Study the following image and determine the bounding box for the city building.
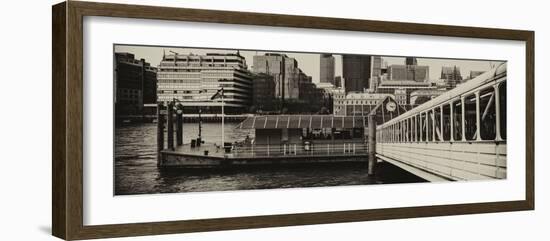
[372,56,382,81]
[334,76,342,88]
[394,88,407,105]
[405,57,418,65]
[320,54,335,84]
[342,54,373,93]
[387,64,429,82]
[252,53,302,100]
[114,52,157,116]
[298,77,328,113]
[251,73,277,112]
[157,51,252,114]
[441,66,463,90]
[333,92,394,116]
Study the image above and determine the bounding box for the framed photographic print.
[52,1,534,240]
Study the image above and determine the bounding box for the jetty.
[156,102,376,169]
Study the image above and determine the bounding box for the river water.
[115,123,425,195]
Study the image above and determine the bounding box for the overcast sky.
[115,45,504,82]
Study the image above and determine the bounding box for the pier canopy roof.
[238,115,367,129]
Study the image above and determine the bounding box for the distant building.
[298,77,327,113]
[342,55,373,93]
[441,66,463,90]
[394,88,407,106]
[334,76,342,88]
[369,76,380,93]
[387,65,429,82]
[253,53,302,100]
[405,57,418,65]
[157,51,252,114]
[251,73,277,112]
[114,52,157,116]
[320,54,335,84]
[372,56,382,80]
[333,92,394,116]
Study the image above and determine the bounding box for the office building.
[251,73,277,112]
[253,53,302,100]
[342,55,372,93]
[405,57,418,65]
[334,76,342,88]
[114,52,157,116]
[157,51,252,114]
[320,54,335,84]
[333,92,393,116]
[387,64,429,82]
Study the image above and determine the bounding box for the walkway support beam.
[368,114,377,176]
[176,108,183,146]
[167,101,174,151]
[157,102,165,166]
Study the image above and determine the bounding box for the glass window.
[411,115,416,142]
[442,104,451,141]
[480,87,497,140]
[464,94,477,141]
[409,117,414,142]
[434,107,442,141]
[420,113,426,142]
[427,109,433,142]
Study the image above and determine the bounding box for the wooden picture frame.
[52,1,534,240]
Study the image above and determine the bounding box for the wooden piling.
[368,114,377,176]
[167,101,174,151]
[157,103,164,166]
[176,109,183,146]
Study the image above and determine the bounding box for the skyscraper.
[342,55,372,93]
[320,54,335,84]
[252,53,301,100]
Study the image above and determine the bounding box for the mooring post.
[368,114,377,176]
[157,102,164,166]
[176,107,183,146]
[167,101,174,151]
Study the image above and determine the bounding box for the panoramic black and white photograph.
[114,44,507,195]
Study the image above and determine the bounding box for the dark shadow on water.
[116,162,426,195]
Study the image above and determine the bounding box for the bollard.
[156,103,164,166]
[176,109,183,146]
[368,114,377,176]
[167,101,174,151]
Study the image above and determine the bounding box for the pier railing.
[231,142,368,158]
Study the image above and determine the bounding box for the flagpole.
[221,88,225,147]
